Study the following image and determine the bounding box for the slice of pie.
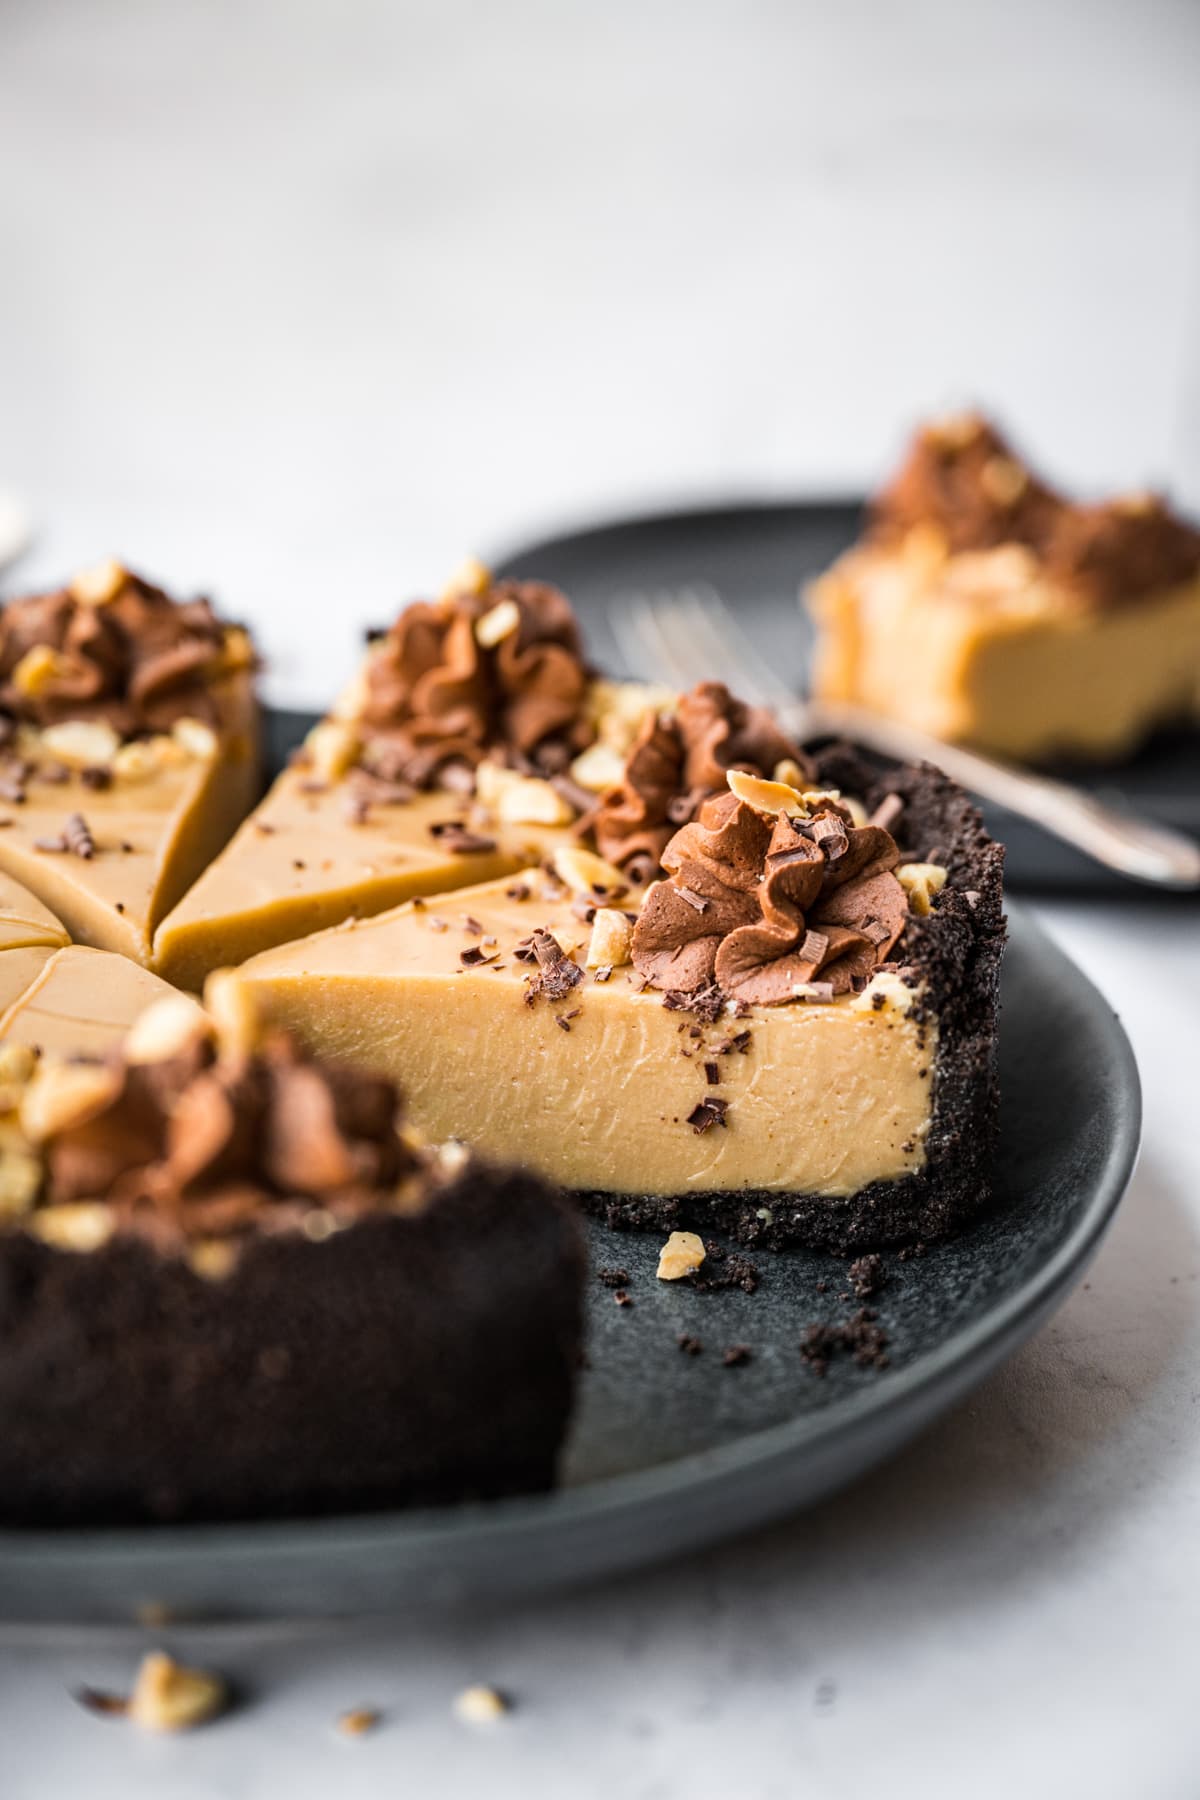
[231,745,1005,1250]
[0,560,259,965]
[153,560,688,988]
[807,414,1200,762]
[0,986,584,1523]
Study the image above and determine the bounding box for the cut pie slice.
[807,413,1200,762]
[0,561,259,965]
[0,986,584,1523]
[231,748,1005,1250]
[154,563,811,989]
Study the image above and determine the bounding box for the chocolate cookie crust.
[0,1162,585,1526]
[579,747,1006,1252]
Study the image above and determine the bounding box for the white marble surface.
[1,1,1199,1790]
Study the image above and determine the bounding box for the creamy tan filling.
[0,945,185,1057]
[809,543,1200,761]
[153,675,673,991]
[232,875,936,1201]
[0,675,258,965]
[0,871,70,953]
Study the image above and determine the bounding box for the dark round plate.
[493,500,1200,893]
[0,899,1138,1621]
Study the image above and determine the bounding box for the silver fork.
[611,581,1200,890]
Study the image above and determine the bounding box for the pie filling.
[234,874,936,1201]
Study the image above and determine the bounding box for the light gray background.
[1,2,1199,1794]
[2,0,1199,710]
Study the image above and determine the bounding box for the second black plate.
[493,499,1200,892]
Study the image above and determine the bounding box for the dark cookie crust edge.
[0,1162,585,1527]
[579,747,1006,1252]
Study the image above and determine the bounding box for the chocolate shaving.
[662,984,726,1024]
[704,1060,720,1085]
[74,1687,129,1718]
[428,822,498,856]
[523,929,585,1004]
[810,815,848,859]
[722,1344,752,1367]
[686,1096,729,1134]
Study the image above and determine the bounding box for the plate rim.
[0,899,1141,1583]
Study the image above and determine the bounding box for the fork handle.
[788,699,1200,891]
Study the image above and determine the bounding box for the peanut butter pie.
[808,414,1200,762]
[0,983,584,1523]
[153,561,677,987]
[0,560,259,965]
[232,739,1005,1250]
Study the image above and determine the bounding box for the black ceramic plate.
[0,898,1138,1622]
[493,500,1200,892]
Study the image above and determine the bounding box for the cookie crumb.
[848,1253,885,1298]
